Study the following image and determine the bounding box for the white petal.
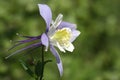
[48,14,63,37]
[48,27,56,37]
[52,14,63,29]
[70,30,81,42]
[64,42,74,52]
[56,42,66,52]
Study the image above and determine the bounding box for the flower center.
[50,28,71,46]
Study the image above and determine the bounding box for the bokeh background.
[0,0,120,80]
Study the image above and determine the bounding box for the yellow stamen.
[50,28,71,46]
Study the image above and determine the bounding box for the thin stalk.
[40,45,44,80]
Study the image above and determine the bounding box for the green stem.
[40,45,44,80]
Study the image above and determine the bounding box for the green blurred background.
[0,0,120,80]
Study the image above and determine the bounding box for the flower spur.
[6,4,80,76]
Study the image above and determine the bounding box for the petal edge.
[38,4,52,31]
[41,33,49,51]
[50,45,63,76]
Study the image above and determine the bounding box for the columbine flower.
[6,4,80,76]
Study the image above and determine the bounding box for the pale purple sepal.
[58,21,77,30]
[6,42,42,59]
[50,45,63,76]
[70,30,81,42]
[38,4,52,31]
[41,33,49,49]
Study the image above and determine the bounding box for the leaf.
[35,61,42,77]
[19,60,34,77]
[44,60,52,65]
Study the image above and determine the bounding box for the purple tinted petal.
[41,33,49,50]
[50,45,63,76]
[57,62,63,76]
[38,4,52,31]
[70,30,81,42]
[58,21,77,30]
[5,42,42,59]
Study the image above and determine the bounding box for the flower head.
[6,4,80,76]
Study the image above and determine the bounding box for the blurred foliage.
[0,0,120,80]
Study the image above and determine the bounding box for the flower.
[6,4,80,76]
